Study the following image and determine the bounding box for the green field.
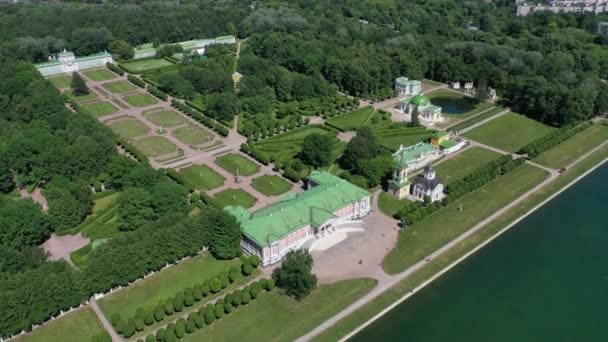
[251,175,292,196]
[367,116,434,151]
[123,93,158,107]
[378,192,414,218]
[181,278,377,342]
[463,113,555,152]
[254,125,338,164]
[102,80,136,94]
[534,122,608,169]
[213,188,257,209]
[82,101,118,118]
[98,254,242,320]
[179,164,225,190]
[422,79,443,88]
[383,164,549,274]
[66,90,97,103]
[14,307,106,342]
[80,192,120,240]
[326,106,375,131]
[83,68,117,81]
[48,75,71,88]
[133,136,179,157]
[216,153,260,176]
[120,58,174,73]
[173,124,213,145]
[143,109,187,127]
[433,146,501,184]
[110,118,150,138]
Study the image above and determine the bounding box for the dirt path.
[19,187,49,212]
[90,299,124,342]
[42,233,90,267]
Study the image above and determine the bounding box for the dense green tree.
[108,39,133,60]
[272,249,317,300]
[117,188,154,231]
[70,72,89,96]
[298,133,335,168]
[200,208,242,259]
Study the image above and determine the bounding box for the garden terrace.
[143,109,187,128]
[433,147,501,185]
[253,125,338,165]
[132,136,180,157]
[123,93,158,107]
[47,75,71,89]
[463,112,556,153]
[102,80,136,94]
[83,68,117,81]
[173,125,214,146]
[215,153,260,177]
[82,101,118,118]
[179,165,225,190]
[325,106,375,131]
[213,189,258,209]
[251,175,292,196]
[66,90,97,103]
[366,114,434,151]
[109,118,150,139]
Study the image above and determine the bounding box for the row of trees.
[518,121,593,158]
[113,256,260,338]
[339,126,393,188]
[136,278,275,342]
[398,156,526,226]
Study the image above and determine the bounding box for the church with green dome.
[398,93,443,122]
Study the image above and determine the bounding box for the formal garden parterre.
[179,165,225,191]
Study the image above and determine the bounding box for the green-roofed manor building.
[387,142,442,199]
[225,171,371,266]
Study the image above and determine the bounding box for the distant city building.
[516,0,608,16]
[412,166,444,202]
[133,35,236,60]
[34,49,113,77]
[395,76,422,96]
[398,94,443,122]
[225,171,371,266]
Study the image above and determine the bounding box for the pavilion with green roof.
[398,93,444,122]
[225,170,371,266]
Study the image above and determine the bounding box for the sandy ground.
[42,233,90,267]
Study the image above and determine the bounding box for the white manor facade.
[395,76,422,95]
[398,94,443,122]
[35,50,114,77]
[412,166,445,202]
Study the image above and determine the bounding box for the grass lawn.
[179,164,225,190]
[83,68,116,81]
[82,101,118,118]
[48,75,71,89]
[251,175,292,196]
[181,278,377,342]
[213,188,257,209]
[378,192,414,218]
[313,141,608,342]
[422,79,443,87]
[102,80,136,94]
[427,90,480,116]
[120,58,174,73]
[133,136,179,157]
[367,116,434,151]
[326,106,375,131]
[463,112,555,152]
[66,90,97,103]
[216,153,260,176]
[254,125,339,165]
[110,118,150,139]
[382,164,548,274]
[98,254,242,321]
[534,122,608,169]
[173,124,213,145]
[123,93,158,107]
[14,307,106,342]
[66,191,120,244]
[433,146,501,184]
[143,109,187,128]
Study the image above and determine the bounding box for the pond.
[429,93,478,115]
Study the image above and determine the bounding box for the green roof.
[225,171,369,247]
[215,35,236,40]
[35,51,110,68]
[432,131,449,139]
[409,94,430,106]
[389,178,412,188]
[440,139,459,149]
[393,142,439,168]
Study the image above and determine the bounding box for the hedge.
[106,62,125,76]
[518,121,592,158]
[170,99,229,137]
[147,85,168,100]
[115,137,149,164]
[127,74,146,88]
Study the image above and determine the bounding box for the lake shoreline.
[338,155,608,342]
